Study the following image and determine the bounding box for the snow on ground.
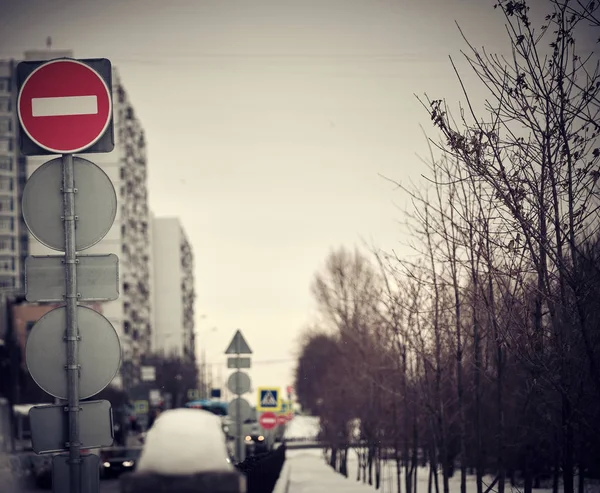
[342,449,557,493]
[284,415,320,441]
[287,449,377,493]
[285,448,566,493]
[136,408,234,475]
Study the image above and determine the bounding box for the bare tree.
[421,2,600,493]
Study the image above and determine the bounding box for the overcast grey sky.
[0,0,574,398]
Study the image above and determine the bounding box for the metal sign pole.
[62,153,81,493]
[235,351,243,462]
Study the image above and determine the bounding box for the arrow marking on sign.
[32,95,98,117]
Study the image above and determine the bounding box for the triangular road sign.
[225,329,252,355]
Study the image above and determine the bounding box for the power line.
[108,53,444,66]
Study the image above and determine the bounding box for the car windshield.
[103,448,142,460]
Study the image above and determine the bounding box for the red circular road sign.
[259,412,278,430]
[277,415,288,426]
[18,59,112,154]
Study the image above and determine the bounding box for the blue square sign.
[257,387,281,412]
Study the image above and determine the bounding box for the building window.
[0,78,10,92]
[0,97,10,112]
[0,118,11,134]
[0,176,12,191]
[0,216,14,231]
[0,197,12,212]
[0,156,12,171]
[0,276,13,288]
[0,138,12,153]
[0,236,13,251]
[0,257,14,271]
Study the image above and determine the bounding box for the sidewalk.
[282,450,378,493]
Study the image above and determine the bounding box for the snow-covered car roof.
[135,408,234,476]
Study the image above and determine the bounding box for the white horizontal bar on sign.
[31,95,98,117]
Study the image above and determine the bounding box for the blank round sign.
[26,305,121,400]
[22,157,117,252]
[228,397,252,424]
[227,371,251,395]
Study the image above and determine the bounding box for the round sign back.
[22,157,117,251]
[228,398,252,425]
[25,305,121,400]
[18,59,112,154]
[227,371,251,395]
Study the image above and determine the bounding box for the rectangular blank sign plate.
[228,357,251,369]
[29,400,114,454]
[53,453,99,493]
[25,254,119,302]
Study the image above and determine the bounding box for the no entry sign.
[18,59,112,154]
[259,412,278,431]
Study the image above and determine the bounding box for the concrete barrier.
[235,444,286,493]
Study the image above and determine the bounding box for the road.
[7,479,120,492]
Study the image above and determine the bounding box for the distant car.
[100,446,142,479]
[245,431,269,454]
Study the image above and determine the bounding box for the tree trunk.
[490,278,505,493]
[474,307,483,493]
[434,460,440,493]
[562,395,574,493]
[553,466,559,493]
[578,466,584,493]
[368,446,374,485]
[412,417,419,493]
[340,448,348,477]
[329,448,337,469]
[375,447,381,489]
[397,454,403,493]
[414,462,419,493]
[428,462,434,493]
[524,444,533,493]
[403,345,411,493]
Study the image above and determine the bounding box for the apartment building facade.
[0,58,27,292]
[152,217,196,362]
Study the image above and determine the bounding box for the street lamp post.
[195,325,218,399]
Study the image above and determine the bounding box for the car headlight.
[103,462,110,468]
[244,435,251,442]
[122,460,134,467]
[258,436,264,441]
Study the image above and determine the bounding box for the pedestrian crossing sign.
[134,400,149,415]
[257,387,281,412]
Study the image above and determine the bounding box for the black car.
[245,432,269,454]
[100,446,142,479]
